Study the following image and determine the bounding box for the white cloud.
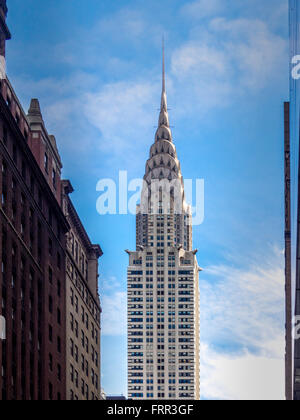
[83,80,158,157]
[201,246,284,350]
[100,276,121,293]
[101,291,127,336]
[210,17,287,89]
[181,0,223,19]
[171,17,287,113]
[200,246,285,400]
[95,9,148,41]
[201,340,285,400]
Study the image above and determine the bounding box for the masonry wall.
[0,80,68,400]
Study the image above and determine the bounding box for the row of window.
[69,274,100,323]
[70,364,99,396]
[1,159,63,269]
[70,337,99,368]
[70,290,99,344]
[68,232,88,279]
[0,132,61,241]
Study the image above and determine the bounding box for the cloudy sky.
[7,0,288,399]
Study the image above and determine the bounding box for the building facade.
[0,1,103,400]
[62,180,102,400]
[0,2,69,399]
[127,50,200,400]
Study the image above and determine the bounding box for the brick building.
[62,180,102,400]
[0,75,69,399]
[0,0,103,400]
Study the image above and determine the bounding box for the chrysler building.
[127,46,200,400]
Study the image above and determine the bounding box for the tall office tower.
[127,48,201,400]
[61,180,103,400]
[0,1,68,399]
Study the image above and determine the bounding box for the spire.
[160,37,167,113]
[156,38,172,142]
[28,98,42,116]
[27,98,44,124]
[162,36,166,94]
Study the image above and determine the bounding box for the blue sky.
[7,0,288,399]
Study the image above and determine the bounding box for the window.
[70,339,74,357]
[85,360,89,377]
[70,313,74,331]
[75,370,79,388]
[75,321,78,338]
[57,308,61,325]
[81,306,85,323]
[44,153,48,173]
[81,379,85,396]
[49,383,53,400]
[70,288,74,305]
[74,296,78,313]
[58,364,61,381]
[75,241,79,263]
[49,295,53,313]
[74,345,78,363]
[70,364,74,383]
[49,325,53,342]
[52,169,56,189]
[49,353,53,371]
[57,336,61,353]
[57,280,61,297]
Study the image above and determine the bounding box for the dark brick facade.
[0,78,69,400]
[0,1,69,400]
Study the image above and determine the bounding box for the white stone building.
[127,47,200,400]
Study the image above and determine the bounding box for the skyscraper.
[127,46,200,400]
